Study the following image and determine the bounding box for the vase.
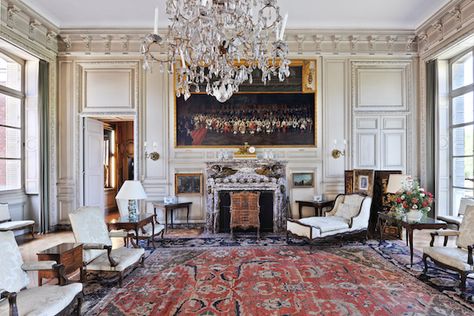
[406,208,423,221]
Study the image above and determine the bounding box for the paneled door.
[83,118,104,209]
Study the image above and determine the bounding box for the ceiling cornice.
[57,28,417,57]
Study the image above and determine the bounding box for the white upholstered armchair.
[287,194,372,242]
[69,207,145,287]
[0,231,83,316]
[423,205,474,292]
[437,197,474,229]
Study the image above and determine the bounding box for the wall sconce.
[144,141,160,161]
[331,139,346,159]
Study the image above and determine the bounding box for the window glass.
[453,157,474,188]
[0,94,21,127]
[452,92,473,125]
[0,126,21,159]
[0,159,20,191]
[452,125,473,156]
[452,51,473,90]
[0,54,21,91]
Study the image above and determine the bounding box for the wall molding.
[57,29,418,57]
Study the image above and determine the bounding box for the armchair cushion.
[299,216,349,234]
[456,206,474,249]
[458,197,474,216]
[0,283,82,316]
[85,247,144,272]
[0,220,35,231]
[69,207,112,264]
[432,229,460,237]
[334,203,360,221]
[423,247,472,271]
[0,232,29,293]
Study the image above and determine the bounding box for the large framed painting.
[175,60,317,148]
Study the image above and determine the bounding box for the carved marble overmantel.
[205,159,288,234]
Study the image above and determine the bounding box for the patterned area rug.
[81,237,474,315]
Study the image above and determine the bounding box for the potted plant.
[387,177,434,221]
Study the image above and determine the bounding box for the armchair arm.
[1,290,18,316]
[430,230,460,246]
[21,262,68,286]
[21,261,57,271]
[83,243,118,267]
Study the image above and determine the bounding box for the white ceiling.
[21,0,451,30]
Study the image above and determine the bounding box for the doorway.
[82,116,135,217]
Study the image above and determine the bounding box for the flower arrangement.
[387,177,434,217]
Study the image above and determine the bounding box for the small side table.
[377,212,447,266]
[295,200,334,218]
[37,243,83,286]
[152,202,192,233]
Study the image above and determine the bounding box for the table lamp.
[115,180,147,221]
[386,174,411,194]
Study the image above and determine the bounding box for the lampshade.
[386,174,411,194]
[115,180,147,200]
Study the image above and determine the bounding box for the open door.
[83,118,104,210]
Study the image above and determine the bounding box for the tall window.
[450,48,474,211]
[0,52,23,191]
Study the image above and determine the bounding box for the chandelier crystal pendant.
[141,0,291,102]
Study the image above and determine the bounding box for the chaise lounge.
[287,193,372,242]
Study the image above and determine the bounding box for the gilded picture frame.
[292,172,314,188]
[174,60,317,148]
[175,173,203,195]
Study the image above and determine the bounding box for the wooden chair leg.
[30,225,35,239]
[118,272,123,287]
[460,272,467,292]
[422,254,428,273]
[76,296,83,316]
[443,236,449,247]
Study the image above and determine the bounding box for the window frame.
[449,47,474,212]
[0,49,25,192]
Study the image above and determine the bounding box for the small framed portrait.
[175,173,202,195]
[353,169,374,196]
[358,175,369,190]
[292,172,314,188]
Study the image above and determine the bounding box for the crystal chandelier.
[141,0,290,102]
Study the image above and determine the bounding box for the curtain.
[425,60,437,217]
[38,60,50,233]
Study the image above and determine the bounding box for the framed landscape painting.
[292,173,314,188]
[175,173,202,195]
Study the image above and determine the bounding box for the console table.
[153,202,192,233]
[377,212,447,266]
[295,200,334,218]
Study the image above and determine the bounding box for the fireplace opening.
[218,191,274,233]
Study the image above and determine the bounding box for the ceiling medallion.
[141,0,290,102]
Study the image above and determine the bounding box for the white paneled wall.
[56,55,417,224]
[351,60,414,174]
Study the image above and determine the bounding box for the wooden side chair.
[230,191,261,239]
[0,204,35,239]
[0,231,83,315]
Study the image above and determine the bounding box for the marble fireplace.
[205,159,288,234]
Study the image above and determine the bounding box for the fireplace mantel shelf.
[205,159,288,234]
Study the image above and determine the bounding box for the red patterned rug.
[85,245,473,315]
